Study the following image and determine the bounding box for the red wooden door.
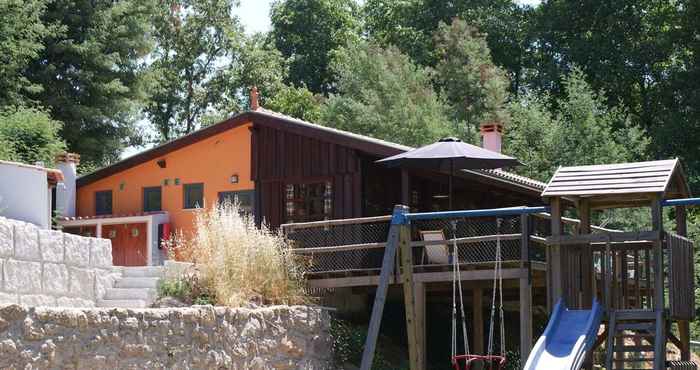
[102,223,148,266]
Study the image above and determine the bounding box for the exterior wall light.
[230,174,239,184]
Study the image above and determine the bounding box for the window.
[95,190,113,215]
[143,186,162,212]
[218,190,254,213]
[284,181,332,223]
[183,183,204,209]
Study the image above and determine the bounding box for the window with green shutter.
[143,186,162,212]
[218,190,254,213]
[183,183,204,209]
[95,190,113,215]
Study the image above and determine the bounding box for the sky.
[233,0,543,35]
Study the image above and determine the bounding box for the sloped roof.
[542,159,690,204]
[78,108,545,194]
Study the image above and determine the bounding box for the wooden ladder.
[605,310,658,370]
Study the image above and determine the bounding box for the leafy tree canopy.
[270,0,360,94]
[433,19,510,133]
[320,41,453,147]
[0,0,54,107]
[504,68,649,182]
[144,0,242,142]
[0,107,66,166]
[24,0,154,167]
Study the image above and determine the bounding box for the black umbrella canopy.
[376,137,521,171]
[376,137,521,210]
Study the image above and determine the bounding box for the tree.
[504,68,649,182]
[144,0,242,142]
[0,0,53,107]
[433,19,510,133]
[24,0,154,166]
[320,41,453,147]
[0,107,66,166]
[364,0,533,93]
[267,85,323,123]
[270,0,360,94]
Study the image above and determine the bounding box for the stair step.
[115,277,160,289]
[616,322,655,331]
[96,299,148,308]
[614,309,656,320]
[121,266,164,278]
[615,333,655,338]
[613,345,655,352]
[613,357,654,362]
[104,288,155,301]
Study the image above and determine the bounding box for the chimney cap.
[55,152,80,165]
[250,86,259,111]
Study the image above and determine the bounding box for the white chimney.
[480,122,503,153]
[55,153,80,217]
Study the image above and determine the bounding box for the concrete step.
[104,288,156,301]
[96,299,148,308]
[115,277,160,289]
[121,266,164,278]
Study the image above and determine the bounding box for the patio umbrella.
[376,137,521,209]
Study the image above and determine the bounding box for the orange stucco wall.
[76,123,253,237]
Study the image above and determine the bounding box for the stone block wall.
[0,217,117,307]
[0,304,333,369]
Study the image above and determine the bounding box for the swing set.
[450,219,507,370]
[360,204,548,370]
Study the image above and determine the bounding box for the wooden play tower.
[543,159,695,369]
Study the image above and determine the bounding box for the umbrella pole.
[449,159,454,210]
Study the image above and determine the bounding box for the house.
[0,160,64,229]
[58,91,545,266]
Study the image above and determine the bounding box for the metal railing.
[282,212,557,276]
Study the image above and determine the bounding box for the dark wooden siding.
[252,125,363,228]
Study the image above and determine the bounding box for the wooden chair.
[420,230,450,265]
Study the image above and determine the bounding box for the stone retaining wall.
[0,217,117,307]
[0,304,332,369]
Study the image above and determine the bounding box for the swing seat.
[451,354,506,370]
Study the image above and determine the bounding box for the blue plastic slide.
[523,299,604,370]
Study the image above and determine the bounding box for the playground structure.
[283,159,697,370]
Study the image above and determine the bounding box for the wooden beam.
[413,268,528,283]
[546,230,661,246]
[360,205,405,370]
[401,169,410,206]
[415,282,426,370]
[399,223,421,370]
[579,198,593,308]
[549,197,563,310]
[473,288,484,356]
[651,195,665,370]
[675,204,691,361]
[519,276,532,365]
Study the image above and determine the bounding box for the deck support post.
[519,214,532,367]
[401,169,410,207]
[473,287,484,356]
[519,275,532,369]
[415,281,426,369]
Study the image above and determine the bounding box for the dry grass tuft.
[168,201,308,307]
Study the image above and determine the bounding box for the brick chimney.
[250,86,259,111]
[480,122,503,153]
[55,152,80,217]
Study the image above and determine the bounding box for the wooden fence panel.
[668,232,695,320]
